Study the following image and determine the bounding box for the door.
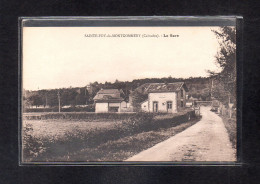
[153,102,158,113]
[167,101,172,113]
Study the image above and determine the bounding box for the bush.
[23,124,46,161]
[24,110,196,122]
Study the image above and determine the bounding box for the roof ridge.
[145,82,186,93]
[101,88,119,90]
[97,89,121,94]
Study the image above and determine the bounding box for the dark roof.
[134,83,153,94]
[97,89,121,94]
[94,89,124,102]
[135,82,188,94]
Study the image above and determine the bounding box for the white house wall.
[95,103,108,113]
[120,101,127,108]
[95,102,123,112]
[148,92,177,113]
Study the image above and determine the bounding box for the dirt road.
[126,106,236,162]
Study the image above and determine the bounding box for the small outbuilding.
[93,89,126,113]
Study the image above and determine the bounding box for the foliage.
[24,112,138,120]
[23,76,214,110]
[24,105,95,113]
[130,91,148,111]
[28,94,43,107]
[210,26,236,105]
[23,124,45,160]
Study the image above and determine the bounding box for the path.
[126,106,236,162]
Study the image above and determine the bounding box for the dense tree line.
[23,76,212,109]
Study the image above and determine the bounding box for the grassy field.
[23,119,122,140]
[61,119,199,161]
[22,111,199,162]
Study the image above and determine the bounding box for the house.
[139,82,188,113]
[93,89,127,113]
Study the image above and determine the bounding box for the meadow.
[22,110,199,162]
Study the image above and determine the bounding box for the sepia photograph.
[21,20,237,163]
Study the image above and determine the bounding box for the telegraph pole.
[57,90,61,113]
[45,94,48,108]
[85,86,88,105]
[210,78,214,100]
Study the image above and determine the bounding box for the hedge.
[23,110,195,122]
[24,106,95,113]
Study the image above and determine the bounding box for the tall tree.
[210,26,236,106]
[130,90,148,112]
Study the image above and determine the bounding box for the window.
[181,101,184,107]
[181,89,183,98]
[167,101,172,109]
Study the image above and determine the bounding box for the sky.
[23,26,222,90]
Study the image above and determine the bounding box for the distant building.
[139,82,188,113]
[186,96,199,107]
[93,89,127,113]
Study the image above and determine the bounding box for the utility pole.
[85,86,88,105]
[210,78,214,100]
[45,94,48,108]
[57,90,61,113]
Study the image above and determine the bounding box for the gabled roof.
[94,89,124,103]
[135,82,188,94]
[97,89,121,94]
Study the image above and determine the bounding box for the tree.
[28,94,43,107]
[61,90,78,106]
[48,91,59,107]
[210,26,236,106]
[75,88,89,105]
[23,96,32,110]
[130,90,148,112]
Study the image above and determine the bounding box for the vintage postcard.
[20,17,238,164]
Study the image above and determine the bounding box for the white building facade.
[140,82,188,113]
